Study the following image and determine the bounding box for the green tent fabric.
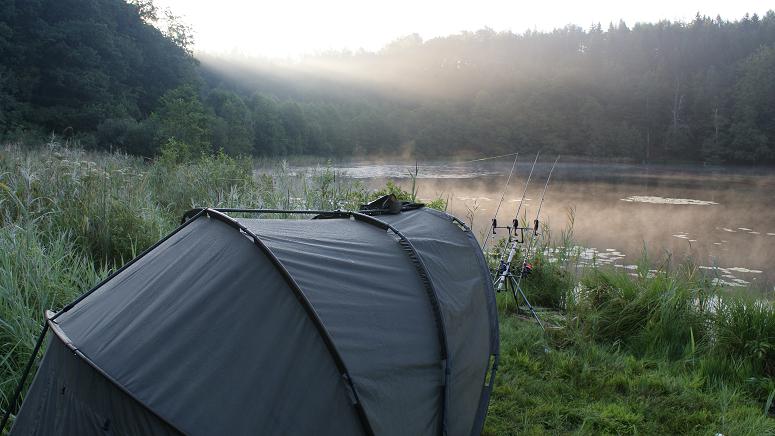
[11,207,498,436]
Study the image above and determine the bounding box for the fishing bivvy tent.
[9,203,499,436]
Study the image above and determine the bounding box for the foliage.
[151,85,213,157]
[713,297,775,377]
[198,11,775,163]
[425,198,448,211]
[206,88,254,156]
[482,209,775,433]
[0,0,196,138]
[489,223,775,375]
[0,227,103,420]
[149,148,259,217]
[3,3,775,163]
[370,180,413,201]
[369,179,448,211]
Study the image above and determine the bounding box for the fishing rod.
[458,151,519,164]
[490,152,540,265]
[493,156,559,330]
[481,152,518,253]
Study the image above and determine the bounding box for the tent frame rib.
[181,208,332,223]
[53,208,209,321]
[202,209,376,436]
[342,211,452,436]
[434,210,501,435]
[25,207,377,435]
[207,207,452,436]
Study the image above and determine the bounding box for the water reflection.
[621,196,718,205]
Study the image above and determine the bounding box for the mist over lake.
[292,159,775,293]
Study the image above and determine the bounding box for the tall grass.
[0,226,103,411]
[566,263,775,385]
[485,314,775,435]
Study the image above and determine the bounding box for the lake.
[292,159,775,294]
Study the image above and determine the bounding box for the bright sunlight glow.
[154,0,771,58]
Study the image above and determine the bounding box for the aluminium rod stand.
[494,272,545,332]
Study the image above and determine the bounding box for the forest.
[1,0,774,163]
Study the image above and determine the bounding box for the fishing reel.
[493,260,534,292]
[491,218,517,236]
[491,218,541,244]
[495,275,506,292]
[502,260,534,278]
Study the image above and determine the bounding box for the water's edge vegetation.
[1,145,774,434]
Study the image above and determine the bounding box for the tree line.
[1,1,774,163]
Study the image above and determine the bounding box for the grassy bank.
[1,145,774,434]
[484,232,775,434]
[484,314,774,435]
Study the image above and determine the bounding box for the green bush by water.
[487,213,775,380]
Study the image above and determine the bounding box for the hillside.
[0,0,196,154]
[202,13,775,163]
[2,2,774,163]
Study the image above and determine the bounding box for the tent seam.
[416,208,501,436]
[340,211,452,436]
[202,209,376,436]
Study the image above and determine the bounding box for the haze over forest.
[2,0,775,163]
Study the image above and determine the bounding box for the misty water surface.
[298,160,775,293]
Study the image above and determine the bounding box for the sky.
[154,0,772,58]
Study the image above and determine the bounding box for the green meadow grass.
[486,226,775,434]
[1,144,774,434]
[484,314,775,435]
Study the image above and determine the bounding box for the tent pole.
[0,322,49,433]
[52,208,208,321]
[203,209,376,435]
